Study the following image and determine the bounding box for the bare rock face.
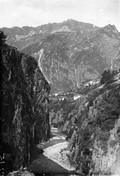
[2,20,120,94]
[92,117,120,175]
[0,42,50,172]
[68,72,120,175]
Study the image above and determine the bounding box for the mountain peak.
[104,24,119,33]
[65,19,79,23]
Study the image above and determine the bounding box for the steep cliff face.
[0,42,50,172]
[68,72,120,175]
[49,71,120,175]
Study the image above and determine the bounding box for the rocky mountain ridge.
[1,19,120,94]
[1,19,97,50]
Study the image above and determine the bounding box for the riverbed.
[28,127,76,175]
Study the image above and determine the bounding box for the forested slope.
[50,70,120,175]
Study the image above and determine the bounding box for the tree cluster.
[0,31,6,46]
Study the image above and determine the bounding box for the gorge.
[0,19,120,176]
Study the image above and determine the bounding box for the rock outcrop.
[0,39,50,174]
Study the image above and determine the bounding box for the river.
[28,127,79,176]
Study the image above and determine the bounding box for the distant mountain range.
[1,19,120,94]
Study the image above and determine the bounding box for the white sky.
[0,0,120,31]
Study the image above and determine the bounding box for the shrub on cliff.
[100,69,117,84]
[0,31,6,45]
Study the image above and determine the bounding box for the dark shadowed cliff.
[0,34,50,173]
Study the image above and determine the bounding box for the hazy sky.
[0,0,120,31]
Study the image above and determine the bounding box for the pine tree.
[0,31,6,46]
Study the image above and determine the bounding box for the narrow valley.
[0,17,120,176]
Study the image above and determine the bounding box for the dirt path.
[28,127,76,174]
